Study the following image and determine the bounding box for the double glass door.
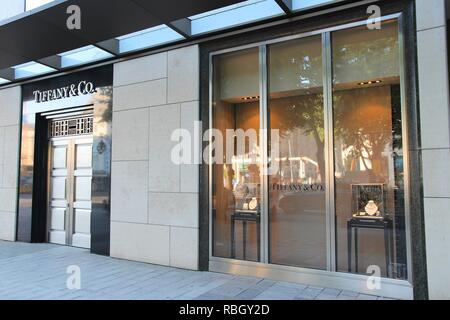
[211,18,409,280]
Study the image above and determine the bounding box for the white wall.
[416,0,450,300]
[0,0,25,22]
[0,86,22,241]
[110,45,200,270]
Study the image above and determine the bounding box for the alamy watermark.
[66,5,81,30]
[64,4,383,32]
[66,265,81,290]
[170,121,281,173]
[367,5,382,30]
[367,265,382,290]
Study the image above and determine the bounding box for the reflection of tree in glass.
[93,86,113,124]
[270,44,326,179]
[333,32,400,179]
[272,32,400,180]
[333,36,399,84]
[334,89,393,178]
[272,94,326,180]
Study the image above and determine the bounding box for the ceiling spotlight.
[358,80,382,86]
[241,96,260,101]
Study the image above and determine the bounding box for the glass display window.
[210,17,409,282]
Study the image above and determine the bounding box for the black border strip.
[18,66,113,256]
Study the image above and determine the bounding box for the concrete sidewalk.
[0,241,389,300]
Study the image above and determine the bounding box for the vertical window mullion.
[322,32,336,272]
[259,44,269,264]
[397,15,413,284]
[208,53,214,261]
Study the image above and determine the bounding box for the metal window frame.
[208,12,413,299]
[322,31,335,272]
[259,44,269,263]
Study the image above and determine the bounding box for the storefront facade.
[0,0,448,300]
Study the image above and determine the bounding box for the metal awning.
[0,0,243,68]
[0,0,352,84]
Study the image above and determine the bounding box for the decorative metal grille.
[50,116,93,138]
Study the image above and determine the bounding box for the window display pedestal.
[347,217,394,277]
[231,210,260,261]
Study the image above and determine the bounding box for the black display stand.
[347,217,394,277]
[231,210,260,261]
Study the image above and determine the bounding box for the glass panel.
[332,20,407,280]
[0,78,10,85]
[268,36,327,269]
[292,0,342,11]
[60,45,114,68]
[212,48,261,262]
[26,0,54,11]
[190,0,284,35]
[14,62,56,79]
[117,25,184,54]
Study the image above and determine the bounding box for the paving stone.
[357,294,379,300]
[0,241,387,300]
[316,293,342,300]
[270,284,305,297]
[336,295,358,300]
[254,291,296,300]
[322,288,342,297]
[340,290,359,298]
[236,288,266,300]
[253,279,276,290]
[294,296,313,300]
[307,285,325,291]
[275,281,307,291]
[206,279,255,297]
[194,293,238,300]
[296,287,323,299]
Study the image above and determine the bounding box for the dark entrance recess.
[30,114,50,243]
[18,66,113,256]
